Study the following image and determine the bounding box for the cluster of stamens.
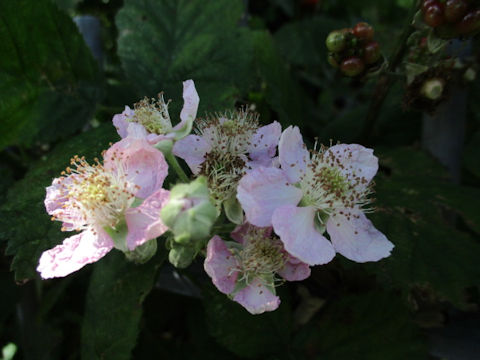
[52,154,138,231]
[196,109,260,206]
[232,227,287,285]
[299,145,373,214]
[130,94,172,134]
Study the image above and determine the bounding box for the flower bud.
[124,238,157,264]
[168,241,200,269]
[160,176,218,244]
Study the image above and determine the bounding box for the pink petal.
[112,106,135,139]
[272,205,335,266]
[178,79,199,124]
[125,189,170,250]
[125,122,149,139]
[237,167,303,227]
[230,223,272,244]
[248,121,281,161]
[104,138,168,199]
[233,278,280,314]
[325,144,378,186]
[37,228,113,279]
[326,209,394,263]
[172,135,211,174]
[204,236,239,294]
[278,256,311,281]
[278,126,309,184]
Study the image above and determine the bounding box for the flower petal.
[112,106,135,139]
[272,205,335,266]
[230,223,272,244]
[233,278,280,314]
[325,144,378,186]
[37,228,113,279]
[125,189,170,250]
[104,138,168,199]
[326,209,394,262]
[237,167,303,227]
[178,79,199,124]
[248,121,281,161]
[278,256,311,281]
[204,235,239,294]
[172,135,211,174]
[278,126,309,184]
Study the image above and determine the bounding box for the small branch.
[165,152,189,183]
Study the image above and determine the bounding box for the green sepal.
[154,139,173,154]
[124,238,158,264]
[224,196,244,225]
[104,220,129,252]
[172,117,193,140]
[426,29,448,54]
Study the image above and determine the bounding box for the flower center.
[129,94,172,134]
[238,229,286,278]
[199,151,246,207]
[54,155,137,230]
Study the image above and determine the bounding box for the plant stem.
[360,2,419,143]
[166,152,189,182]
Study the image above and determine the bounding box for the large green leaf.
[0,0,103,149]
[0,125,117,281]
[116,0,252,115]
[203,286,292,358]
[81,249,166,360]
[366,148,480,305]
[293,291,427,360]
[252,30,311,128]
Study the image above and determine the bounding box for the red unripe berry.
[364,41,381,64]
[456,9,480,35]
[424,4,445,27]
[340,57,365,77]
[422,0,438,12]
[353,22,374,40]
[445,0,468,23]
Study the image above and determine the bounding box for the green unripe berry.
[326,31,346,52]
[421,78,445,100]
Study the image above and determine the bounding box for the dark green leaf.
[0,0,103,149]
[0,125,117,281]
[116,0,252,115]
[293,291,427,360]
[81,249,166,360]
[203,285,291,358]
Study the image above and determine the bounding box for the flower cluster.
[38,79,393,315]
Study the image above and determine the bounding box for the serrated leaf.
[0,125,117,281]
[81,249,166,360]
[116,0,252,115]
[366,148,480,305]
[252,30,310,127]
[0,0,103,149]
[203,285,291,358]
[293,291,427,360]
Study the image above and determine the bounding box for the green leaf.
[81,249,166,360]
[203,285,291,358]
[274,16,345,67]
[463,131,480,178]
[366,148,480,305]
[293,291,427,360]
[0,125,117,281]
[0,0,103,149]
[116,0,252,115]
[252,30,310,127]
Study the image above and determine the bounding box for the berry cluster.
[326,22,382,77]
[422,0,480,37]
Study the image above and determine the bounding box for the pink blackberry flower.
[237,126,394,266]
[204,223,310,314]
[37,138,170,279]
[113,79,199,145]
[172,109,281,209]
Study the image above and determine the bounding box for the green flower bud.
[161,176,218,244]
[168,242,200,269]
[124,238,157,264]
